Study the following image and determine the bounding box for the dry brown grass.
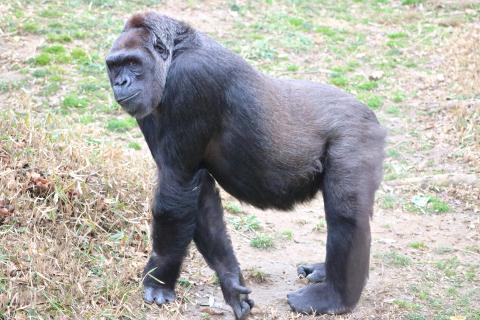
[440,24,480,97]
[0,111,158,318]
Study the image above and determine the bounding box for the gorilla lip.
[117,90,140,103]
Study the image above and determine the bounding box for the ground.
[0,0,479,319]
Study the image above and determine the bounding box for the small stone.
[369,71,384,81]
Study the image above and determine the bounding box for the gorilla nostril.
[115,76,130,88]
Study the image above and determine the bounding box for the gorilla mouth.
[117,91,141,103]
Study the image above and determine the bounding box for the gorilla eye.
[155,45,165,54]
[154,40,169,60]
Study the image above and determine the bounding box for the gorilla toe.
[287,283,350,315]
[144,286,176,306]
[297,263,326,283]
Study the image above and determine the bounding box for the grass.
[280,229,293,240]
[382,251,412,267]
[0,111,154,318]
[313,220,326,232]
[106,117,137,132]
[230,214,261,232]
[63,94,88,109]
[407,195,450,214]
[246,268,269,283]
[224,201,243,214]
[409,241,427,250]
[380,194,398,209]
[250,234,274,249]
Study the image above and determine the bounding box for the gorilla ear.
[153,38,169,60]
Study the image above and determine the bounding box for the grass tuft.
[105,117,137,132]
[250,234,274,249]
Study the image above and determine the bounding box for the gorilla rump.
[106,12,385,320]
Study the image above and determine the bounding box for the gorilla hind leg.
[288,139,381,314]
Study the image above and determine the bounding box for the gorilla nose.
[114,75,131,88]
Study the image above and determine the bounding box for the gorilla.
[106,12,386,320]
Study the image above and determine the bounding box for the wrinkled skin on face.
[106,27,172,118]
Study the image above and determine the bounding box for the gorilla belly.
[206,150,323,210]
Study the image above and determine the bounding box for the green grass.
[33,53,52,66]
[365,95,384,109]
[409,241,427,250]
[43,44,66,54]
[402,0,424,5]
[224,201,242,214]
[329,73,348,87]
[63,94,88,108]
[280,229,293,240]
[250,234,274,249]
[230,214,261,232]
[246,268,269,283]
[435,257,460,278]
[392,91,406,103]
[428,197,450,213]
[382,251,412,267]
[357,80,379,91]
[386,106,401,115]
[127,141,141,150]
[380,194,398,209]
[313,220,326,232]
[394,299,420,310]
[105,117,137,132]
[408,195,450,214]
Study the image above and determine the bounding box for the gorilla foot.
[287,283,351,315]
[297,263,326,283]
[144,285,176,306]
[220,274,254,320]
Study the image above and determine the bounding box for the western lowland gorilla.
[106,12,386,320]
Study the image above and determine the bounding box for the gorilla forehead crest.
[124,12,190,45]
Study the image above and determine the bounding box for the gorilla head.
[105,13,189,118]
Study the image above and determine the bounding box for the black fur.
[106,12,386,319]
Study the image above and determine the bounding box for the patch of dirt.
[0,34,43,64]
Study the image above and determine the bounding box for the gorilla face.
[106,28,171,119]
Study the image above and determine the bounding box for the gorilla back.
[106,12,386,320]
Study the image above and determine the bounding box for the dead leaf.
[27,172,54,197]
[0,199,14,220]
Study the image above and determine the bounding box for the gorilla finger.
[306,270,327,283]
[297,265,313,278]
[154,294,166,305]
[143,287,155,304]
[232,283,252,294]
[163,290,176,302]
[234,300,251,320]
